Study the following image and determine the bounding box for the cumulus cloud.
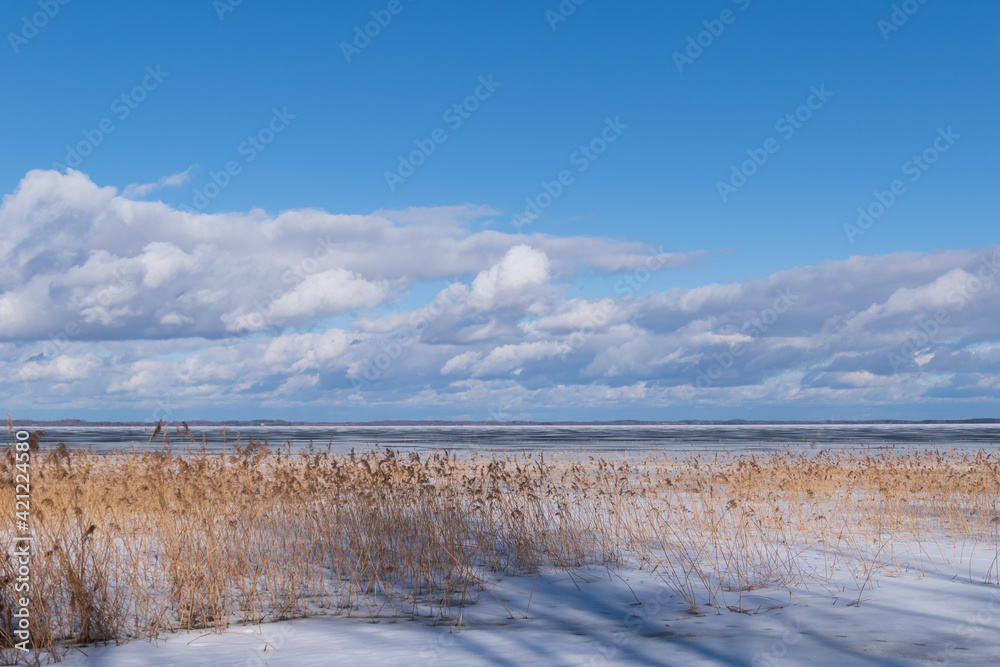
[0,170,681,341]
[16,353,102,382]
[2,169,999,418]
[468,244,551,311]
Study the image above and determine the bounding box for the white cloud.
[140,242,200,288]
[16,353,102,382]
[121,166,196,198]
[470,341,571,377]
[441,351,482,376]
[0,170,679,341]
[468,244,551,311]
[527,298,626,334]
[3,169,1000,418]
[160,313,194,326]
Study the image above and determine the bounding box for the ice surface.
[41,541,1000,666]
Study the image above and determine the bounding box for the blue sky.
[1,0,998,421]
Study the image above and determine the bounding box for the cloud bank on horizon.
[2,169,997,422]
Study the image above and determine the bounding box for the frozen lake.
[20,422,1000,455]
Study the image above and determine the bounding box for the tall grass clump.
[1,433,998,663]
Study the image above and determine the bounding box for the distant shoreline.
[9,418,1000,427]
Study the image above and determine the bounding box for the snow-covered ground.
[34,540,1000,667]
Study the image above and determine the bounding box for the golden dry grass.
[1,432,999,663]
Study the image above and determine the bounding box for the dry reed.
[1,435,998,664]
